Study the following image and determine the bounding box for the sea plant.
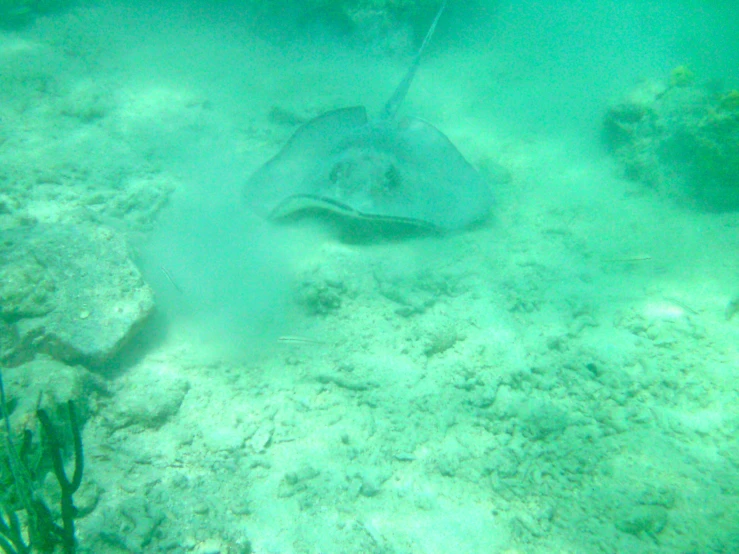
[0,369,83,554]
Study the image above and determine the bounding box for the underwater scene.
[1,0,739,552]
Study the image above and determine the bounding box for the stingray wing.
[244,107,368,218]
[362,115,494,230]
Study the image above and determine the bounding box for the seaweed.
[0,369,83,554]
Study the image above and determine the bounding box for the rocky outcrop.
[0,224,154,367]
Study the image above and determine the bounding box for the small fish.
[278,336,325,346]
[604,255,652,263]
[725,294,739,321]
[160,265,183,294]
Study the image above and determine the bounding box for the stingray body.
[245,2,494,232]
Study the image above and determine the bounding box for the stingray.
[244,1,494,233]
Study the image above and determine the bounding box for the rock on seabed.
[0,224,154,367]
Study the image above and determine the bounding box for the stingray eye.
[330,161,351,183]
[329,165,340,183]
[384,165,402,191]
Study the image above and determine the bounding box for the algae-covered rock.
[0,251,56,320]
[250,0,440,25]
[1,357,105,432]
[248,0,443,50]
[0,224,154,366]
[106,361,190,430]
[604,68,739,211]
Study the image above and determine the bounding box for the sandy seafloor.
[3,1,739,552]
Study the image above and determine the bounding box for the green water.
[1,1,738,552]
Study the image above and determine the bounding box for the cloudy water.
[1,1,738,552]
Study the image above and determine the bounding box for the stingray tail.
[382,1,447,120]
